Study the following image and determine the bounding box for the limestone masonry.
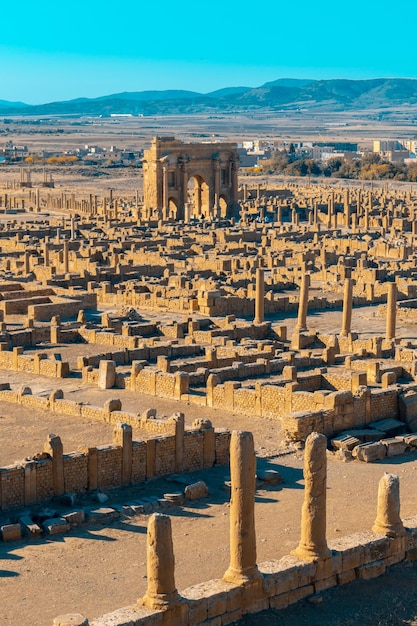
[2,138,417,624]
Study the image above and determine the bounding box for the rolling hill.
[1,78,417,116]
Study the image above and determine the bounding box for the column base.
[291,544,331,562]
[139,590,181,611]
[223,565,262,586]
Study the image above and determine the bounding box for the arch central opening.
[187,175,209,220]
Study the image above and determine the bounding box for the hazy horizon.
[1,0,416,104]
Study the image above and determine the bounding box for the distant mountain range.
[1,78,417,116]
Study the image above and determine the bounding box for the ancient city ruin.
[1,137,417,625]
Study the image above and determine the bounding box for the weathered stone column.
[162,166,168,213]
[386,281,397,342]
[292,432,330,561]
[372,473,405,537]
[63,239,69,274]
[98,360,116,389]
[44,242,50,268]
[343,189,350,227]
[327,192,333,228]
[295,273,310,331]
[224,430,260,584]
[112,422,132,487]
[254,267,265,324]
[140,513,180,609]
[24,251,30,274]
[341,278,353,337]
[44,434,65,496]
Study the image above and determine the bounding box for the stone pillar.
[341,278,353,337]
[214,160,220,212]
[140,513,180,610]
[386,281,397,342]
[372,473,405,537]
[254,267,265,324]
[296,273,310,331]
[112,422,132,486]
[224,431,260,585]
[343,189,350,227]
[292,432,330,561]
[243,183,248,202]
[63,239,69,274]
[44,434,65,496]
[24,460,37,506]
[206,373,219,407]
[327,192,333,228]
[181,165,188,220]
[231,156,239,207]
[162,167,168,213]
[98,360,116,389]
[172,412,184,473]
[24,251,30,274]
[44,242,50,267]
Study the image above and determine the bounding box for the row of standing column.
[139,430,405,612]
[254,270,398,343]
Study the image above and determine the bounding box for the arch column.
[213,159,220,216]
[180,164,188,221]
[162,167,168,214]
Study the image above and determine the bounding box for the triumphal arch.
[142,137,240,221]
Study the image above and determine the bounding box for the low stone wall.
[0,419,231,512]
[27,292,97,322]
[0,348,70,378]
[85,526,417,626]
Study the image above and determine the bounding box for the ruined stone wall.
[0,426,231,512]
[0,348,69,379]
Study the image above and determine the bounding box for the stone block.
[42,518,71,535]
[331,434,361,451]
[352,442,386,462]
[337,569,356,585]
[221,608,243,624]
[270,593,288,610]
[182,583,208,624]
[84,507,119,524]
[287,584,314,605]
[381,371,396,387]
[366,536,391,562]
[328,536,364,572]
[19,516,42,538]
[404,434,417,447]
[184,481,208,500]
[406,547,417,561]
[98,360,116,390]
[1,523,21,541]
[399,390,417,432]
[370,418,406,437]
[381,437,407,457]
[315,553,342,580]
[245,598,270,614]
[204,581,228,619]
[314,574,337,593]
[356,560,386,580]
[63,510,85,526]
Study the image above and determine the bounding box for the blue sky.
[1,0,416,104]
